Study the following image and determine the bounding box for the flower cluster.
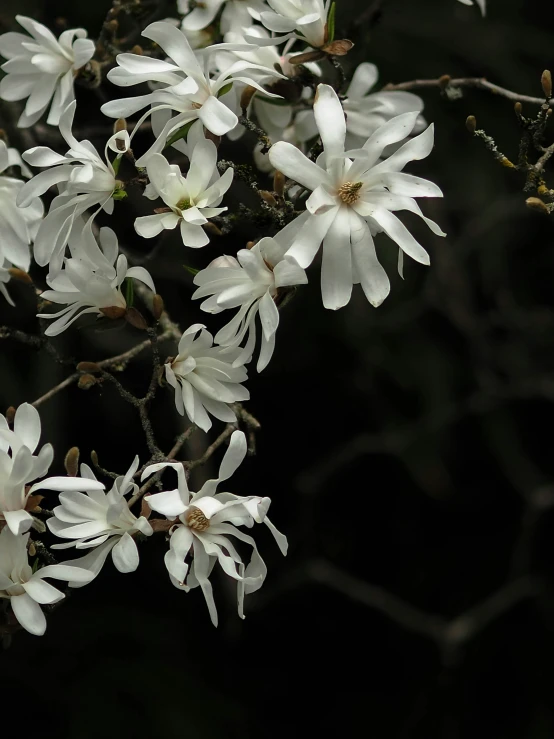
[0,0,474,634]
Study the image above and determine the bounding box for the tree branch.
[382,77,554,107]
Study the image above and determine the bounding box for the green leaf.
[183,264,199,276]
[112,187,127,201]
[327,2,336,42]
[217,81,234,98]
[32,558,39,574]
[124,277,134,308]
[112,155,122,176]
[165,119,195,148]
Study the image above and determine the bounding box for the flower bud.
[438,74,451,89]
[152,294,164,321]
[76,361,102,373]
[514,102,523,116]
[8,268,32,284]
[541,70,552,100]
[289,50,326,65]
[526,197,550,215]
[114,118,127,134]
[6,406,15,425]
[321,39,354,56]
[104,19,118,35]
[78,374,97,390]
[203,222,223,236]
[64,446,80,477]
[273,170,286,197]
[240,85,257,112]
[465,115,477,133]
[130,45,143,55]
[259,190,278,207]
[100,306,127,320]
[125,307,148,330]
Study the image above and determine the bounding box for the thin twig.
[30,327,175,408]
[127,425,197,507]
[382,77,554,107]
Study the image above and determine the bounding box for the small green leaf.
[217,81,234,98]
[327,2,336,42]
[112,187,127,201]
[183,264,199,276]
[112,155,122,176]
[32,559,39,574]
[124,277,134,308]
[165,119,195,148]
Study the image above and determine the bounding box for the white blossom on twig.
[268,84,445,310]
[0,140,43,305]
[101,21,285,165]
[135,139,232,248]
[0,527,93,635]
[143,430,287,625]
[46,457,153,582]
[38,226,155,336]
[166,324,250,431]
[17,102,130,276]
[193,235,307,371]
[0,15,94,127]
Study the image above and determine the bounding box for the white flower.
[142,430,287,625]
[0,15,95,128]
[255,0,331,49]
[268,84,445,310]
[101,21,284,165]
[37,226,156,336]
[0,528,93,636]
[166,324,250,432]
[457,0,485,14]
[295,62,426,150]
[193,235,307,371]
[0,403,54,535]
[180,0,267,34]
[0,140,43,305]
[134,140,232,248]
[46,457,153,583]
[17,101,129,275]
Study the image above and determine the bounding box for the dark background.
[2,0,554,736]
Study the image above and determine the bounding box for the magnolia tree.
[1,0,553,638]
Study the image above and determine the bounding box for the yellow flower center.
[186,506,210,531]
[176,198,191,211]
[338,181,363,205]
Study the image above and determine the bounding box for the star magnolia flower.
[166,324,250,431]
[192,235,307,371]
[268,84,445,310]
[254,0,331,49]
[179,0,267,34]
[0,140,43,305]
[0,528,94,636]
[134,141,232,248]
[295,62,425,150]
[17,101,129,276]
[37,226,155,336]
[220,26,321,156]
[0,403,54,535]
[0,15,94,128]
[457,0,485,14]
[101,21,285,166]
[142,430,287,626]
[46,457,153,583]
